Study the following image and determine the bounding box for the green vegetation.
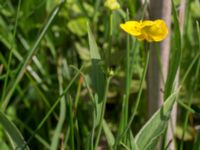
[0,0,200,149]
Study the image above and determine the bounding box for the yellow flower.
[120,19,168,42]
[104,0,120,10]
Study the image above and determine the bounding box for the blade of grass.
[87,22,107,149]
[14,117,50,149]
[22,65,83,149]
[68,96,74,150]
[117,10,131,145]
[18,33,51,84]
[1,0,66,111]
[114,45,150,149]
[164,0,182,100]
[94,76,111,150]
[87,23,105,102]
[176,99,196,114]
[180,21,200,150]
[102,119,115,148]
[1,0,22,104]
[50,55,66,150]
[70,65,96,150]
[0,111,30,150]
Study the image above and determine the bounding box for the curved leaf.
[0,111,29,150]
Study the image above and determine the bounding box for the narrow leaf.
[164,0,182,99]
[87,23,105,101]
[0,111,30,150]
[135,90,179,150]
[102,119,115,148]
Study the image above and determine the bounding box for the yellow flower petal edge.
[120,19,168,42]
[120,21,142,36]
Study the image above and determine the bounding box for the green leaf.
[87,23,105,101]
[87,23,101,60]
[1,1,65,111]
[102,119,115,148]
[50,56,66,150]
[0,141,10,150]
[128,131,139,150]
[164,0,181,99]
[135,91,179,150]
[0,111,29,150]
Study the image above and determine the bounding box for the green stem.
[94,77,111,150]
[93,0,101,22]
[116,11,131,147]
[50,55,66,150]
[107,12,113,67]
[68,96,75,150]
[124,31,131,135]
[114,45,150,148]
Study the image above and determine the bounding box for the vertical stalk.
[68,96,75,150]
[114,44,150,148]
[119,10,131,144]
[107,12,113,66]
[124,28,131,136]
[94,77,111,150]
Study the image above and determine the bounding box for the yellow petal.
[143,19,168,42]
[141,20,154,27]
[120,21,142,36]
[120,19,168,42]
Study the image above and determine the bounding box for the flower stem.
[94,77,111,150]
[114,43,150,148]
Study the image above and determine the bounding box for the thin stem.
[94,77,111,150]
[107,12,113,67]
[122,10,131,143]
[114,44,150,148]
[68,96,75,150]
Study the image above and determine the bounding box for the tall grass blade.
[88,22,106,149]
[180,21,200,150]
[24,65,83,148]
[114,47,150,149]
[50,56,66,150]
[87,23,105,102]
[0,111,30,150]
[1,0,65,111]
[14,118,50,149]
[68,96,75,150]
[164,0,182,99]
